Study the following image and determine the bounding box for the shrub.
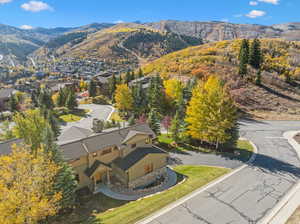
[92,96,109,105]
[53,107,70,116]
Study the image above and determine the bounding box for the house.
[0,88,16,111]
[0,124,168,192]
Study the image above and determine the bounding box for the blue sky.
[0,0,299,29]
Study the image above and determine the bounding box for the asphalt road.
[59,104,113,133]
[144,120,300,224]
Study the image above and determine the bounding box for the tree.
[0,145,61,224]
[13,109,50,151]
[249,38,262,69]
[148,108,160,135]
[124,71,132,84]
[163,78,184,104]
[138,68,144,78]
[66,88,78,111]
[161,115,172,134]
[185,76,237,149]
[38,88,54,110]
[128,115,136,126]
[108,74,117,100]
[46,110,60,138]
[57,88,67,107]
[238,39,249,76]
[9,95,18,112]
[170,111,181,143]
[114,84,133,113]
[88,79,97,97]
[148,75,165,115]
[79,79,88,91]
[132,82,147,116]
[255,70,262,85]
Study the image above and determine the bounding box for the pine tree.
[38,89,54,110]
[148,75,165,115]
[9,95,18,112]
[46,110,60,138]
[249,38,262,69]
[138,68,144,78]
[170,111,181,143]
[66,89,77,111]
[255,70,262,85]
[148,108,161,135]
[238,39,249,77]
[124,71,132,84]
[88,79,97,97]
[109,74,117,100]
[185,76,237,149]
[57,88,67,107]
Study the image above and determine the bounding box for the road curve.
[141,120,300,224]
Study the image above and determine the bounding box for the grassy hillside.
[142,39,300,119]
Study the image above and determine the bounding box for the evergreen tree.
[9,95,18,112]
[255,70,262,85]
[66,88,77,111]
[128,115,136,126]
[176,92,186,119]
[148,75,165,115]
[238,39,249,77]
[249,38,262,69]
[133,82,147,116]
[88,79,97,97]
[148,108,160,135]
[124,71,132,84]
[57,88,67,107]
[170,111,181,143]
[31,90,39,107]
[46,110,60,138]
[38,89,54,110]
[138,68,144,78]
[108,74,117,100]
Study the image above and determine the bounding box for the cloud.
[258,0,279,4]
[20,25,34,30]
[221,18,229,22]
[0,0,12,4]
[233,14,243,18]
[249,1,258,6]
[21,1,53,12]
[114,20,124,24]
[246,10,266,18]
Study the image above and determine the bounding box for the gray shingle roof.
[58,126,93,144]
[113,147,166,171]
[122,130,149,144]
[0,88,16,99]
[59,123,155,161]
[0,139,24,155]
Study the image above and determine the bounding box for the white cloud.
[21,1,53,12]
[249,1,258,6]
[20,25,34,30]
[0,0,12,4]
[114,20,124,24]
[246,10,266,18]
[221,18,229,22]
[258,0,279,5]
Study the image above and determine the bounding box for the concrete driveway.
[140,120,300,224]
[59,104,114,133]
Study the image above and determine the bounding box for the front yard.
[58,109,90,123]
[158,134,254,162]
[53,165,229,224]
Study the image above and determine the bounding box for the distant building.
[0,88,16,111]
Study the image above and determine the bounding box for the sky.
[0,0,299,29]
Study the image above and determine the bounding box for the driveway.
[140,120,300,224]
[59,104,114,133]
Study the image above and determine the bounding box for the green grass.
[59,114,82,122]
[109,112,125,122]
[91,165,230,224]
[157,134,254,161]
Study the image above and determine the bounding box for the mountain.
[146,20,300,42]
[0,23,114,67]
[142,39,300,119]
[30,23,202,75]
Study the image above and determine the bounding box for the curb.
[137,139,258,224]
[259,131,300,224]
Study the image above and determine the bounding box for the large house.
[0,124,168,192]
[0,88,16,111]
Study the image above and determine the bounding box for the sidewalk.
[261,131,300,224]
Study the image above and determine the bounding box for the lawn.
[59,109,90,123]
[109,111,124,122]
[157,134,254,162]
[54,166,229,224]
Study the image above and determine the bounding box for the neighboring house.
[0,124,168,192]
[0,88,16,111]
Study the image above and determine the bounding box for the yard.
[53,165,229,224]
[58,109,90,123]
[158,134,254,162]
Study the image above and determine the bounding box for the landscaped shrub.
[92,96,109,105]
[53,107,70,116]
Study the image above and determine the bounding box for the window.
[75,174,80,182]
[92,152,97,157]
[101,148,112,155]
[131,143,136,149]
[144,164,154,174]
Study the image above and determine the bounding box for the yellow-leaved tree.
[0,145,61,224]
[163,78,184,104]
[114,84,133,112]
[185,76,237,149]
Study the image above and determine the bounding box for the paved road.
[60,104,113,133]
[144,120,300,224]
